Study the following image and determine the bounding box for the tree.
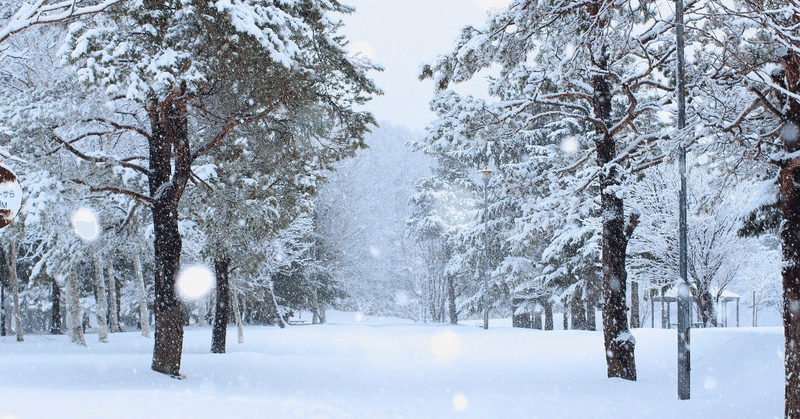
[692,1,800,413]
[419,0,688,380]
[628,167,755,327]
[1,0,379,376]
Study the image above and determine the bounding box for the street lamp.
[478,169,493,330]
[676,0,691,400]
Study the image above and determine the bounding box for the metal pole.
[676,0,691,401]
[483,175,490,330]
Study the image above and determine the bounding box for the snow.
[0,311,783,418]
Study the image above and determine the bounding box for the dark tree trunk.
[594,57,636,381]
[571,287,587,330]
[630,280,640,329]
[0,284,5,337]
[50,279,61,335]
[544,300,554,331]
[149,85,191,377]
[780,86,800,417]
[211,257,230,354]
[533,310,543,330]
[447,275,458,325]
[695,288,717,327]
[311,289,321,324]
[586,285,597,332]
[107,261,122,333]
[562,306,569,330]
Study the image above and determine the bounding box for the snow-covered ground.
[0,311,783,418]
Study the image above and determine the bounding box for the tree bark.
[133,250,150,338]
[310,287,327,325]
[780,130,800,418]
[586,285,597,332]
[1,284,5,336]
[6,240,23,342]
[533,310,543,330]
[50,277,62,335]
[265,277,284,329]
[93,255,109,343]
[66,269,86,346]
[594,56,636,381]
[231,274,247,340]
[447,275,458,325]
[630,280,640,329]
[148,85,191,377]
[571,287,587,330]
[695,288,717,327]
[544,300,554,331]
[319,301,326,324]
[211,257,229,354]
[106,259,122,333]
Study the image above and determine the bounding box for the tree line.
[406,0,799,415]
[0,0,379,378]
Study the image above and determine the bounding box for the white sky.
[338,0,511,131]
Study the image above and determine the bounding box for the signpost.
[0,164,22,230]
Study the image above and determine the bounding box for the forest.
[0,0,798,417]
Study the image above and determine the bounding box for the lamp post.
[676,0,691,400]
[478,169,493,330]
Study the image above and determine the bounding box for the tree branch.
[0,0,128,46]
[71,179,153,204]
[50,131,150,176]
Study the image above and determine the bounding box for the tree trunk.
[563,306,569,330]
[1,284,5,337]
[133,250,150,338]
[586,285,597,332]
[231,274,247,340]
[447,275,458,325]
[265,278,284,329]
[211,257,229,354]
[695,288,717,327]
[50,278,62,335]
[544,300,554,331]
[594,58,636,380]
[148,85,191,377]
[780,131,800,418]
[571,287,587,330]
[66,269,86,346]
[630,280,640,328]
[106,259,122,333]
[93,255,109,343]
[311,288,321,324]
[533,310,543,330]
[7,240,23,342]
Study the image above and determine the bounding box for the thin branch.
[191,103,279,161]
[50,131,150,176]
[0,0,127,45]
[82,118,149,139]
[72,179,153,204]
[116,200,142,234]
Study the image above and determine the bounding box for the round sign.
[0,165,22,230]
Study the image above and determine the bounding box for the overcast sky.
[338,0,510,131]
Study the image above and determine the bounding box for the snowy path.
[0,315,783,418]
